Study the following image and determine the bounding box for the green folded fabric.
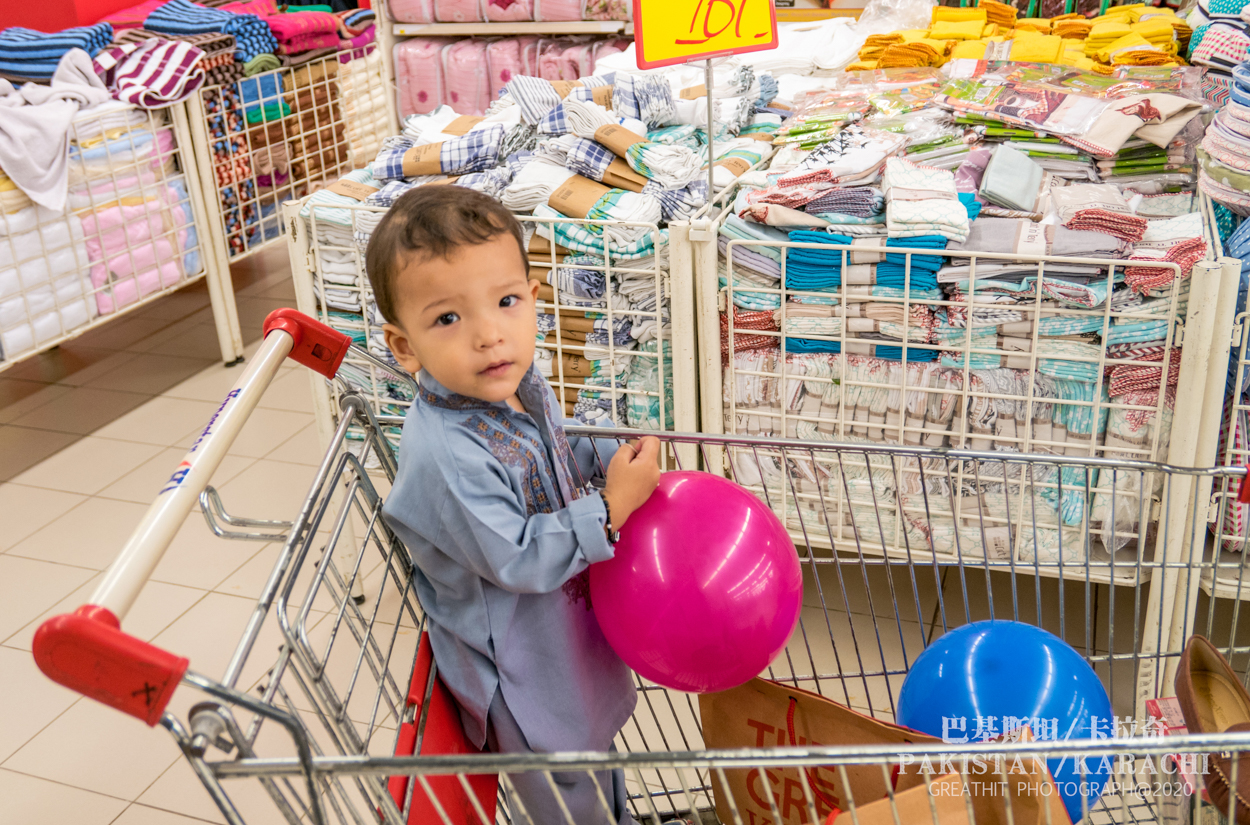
[980,144,1044,213]
[245,99,292,124]
[243,53,281,77]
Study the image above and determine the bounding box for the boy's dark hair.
[364,186,527,325]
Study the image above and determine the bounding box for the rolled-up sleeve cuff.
[569,491,613,564]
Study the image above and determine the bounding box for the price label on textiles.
[633,0,778,69]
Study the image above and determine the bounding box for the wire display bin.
[184,47,395,264]
[0,100,243,369]
[281,197,700,453]
[29,310,1250,825]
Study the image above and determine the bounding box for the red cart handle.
[1240,469,1250,504]
[262,308,351,379]
[33,606,187,726]
[32,310,349,725]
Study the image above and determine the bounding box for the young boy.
[366,185,661,825]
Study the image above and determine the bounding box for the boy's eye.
[500,295,520,308]
[435,312,459,326]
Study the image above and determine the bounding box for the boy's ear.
[382,323,422,376]
[528,278,540,302]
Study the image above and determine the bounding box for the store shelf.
[392,20,630,35]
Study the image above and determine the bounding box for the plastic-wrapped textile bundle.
[486,38,539,102]
[536,39,568,80]
[434,0,483,22]
[388,0,434,23]
[393,38,454,117]
[484,0,534,22]
[535,0,582,22]
[442,40,491,115]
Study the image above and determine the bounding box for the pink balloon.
[589,471,803,693]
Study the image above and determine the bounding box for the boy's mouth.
[479,360,513,378]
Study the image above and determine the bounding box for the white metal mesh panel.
[188,48,389,262]
[289,198,695,451]
[702,185,1212,582]
[0,103,216,368]
[1208,191,1250,600]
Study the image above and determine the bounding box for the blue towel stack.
[145,0,278,62]
[784,231,948,292]
[782,338,939,360]
[0,23,113,81]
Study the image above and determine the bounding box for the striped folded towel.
[0,23,113,81]
[145,0,279,63]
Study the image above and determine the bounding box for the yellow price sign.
[632,0,779,69]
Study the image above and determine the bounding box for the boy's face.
[382,233,539,404]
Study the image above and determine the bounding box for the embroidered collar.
[417,365,549,417]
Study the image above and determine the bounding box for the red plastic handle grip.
[262,308,352,380]
[1240,470,1250,505]
[33,605,188,727]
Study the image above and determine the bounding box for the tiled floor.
[0,245,1141,822]
[0,246,320,823]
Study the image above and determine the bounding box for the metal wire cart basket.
[29,310,1250,825]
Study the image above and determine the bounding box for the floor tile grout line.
[0,763,135,804]
[109,800,223,825]
[0,695,87,774]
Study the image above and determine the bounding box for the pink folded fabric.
[535,0,582,21]
[591,39,627,71]
[485,0,534,22]
[536,39,566,80]
[81,190,185,269]
[486,37,534,99]
[266,10,339,40]
[389,0,435,23]
[279,32,341,54]
[558,42,594,79]
[443,39,490,114]
[338,27,375,51]
[394,37,453,117]
[434,0,483,23]
[94,256,183,315]
[221,0,279,15]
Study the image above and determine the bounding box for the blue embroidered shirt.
[382,365,637,753]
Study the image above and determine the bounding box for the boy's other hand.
[603,436,661,531]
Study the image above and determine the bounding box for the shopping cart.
[30,309,1250,825]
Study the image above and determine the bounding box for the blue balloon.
[897,621,1113,823]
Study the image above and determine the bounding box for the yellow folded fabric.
[1133,17,1177,44]
[846,60,880,71]
[1010,33,1064,63]
[899,28,931,42]
[978,0,1018,27]
[1098,31,1155,62]
[1092,3,1142,21]
[1054,20,1092,38]
[932,6,987,23]
[1084,21,1132,55]
[1117,50,1178,65]
[1015,18,1052,33]
[982,23,1000,36]
[878,42,944,68]
[858,33,902,60]
[929,19,984,40]
[950,39,989,59]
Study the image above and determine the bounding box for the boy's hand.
[602,436,661,532]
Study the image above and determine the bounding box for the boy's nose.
[474,321,504,348]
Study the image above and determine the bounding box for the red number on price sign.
[632,0,778,69]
